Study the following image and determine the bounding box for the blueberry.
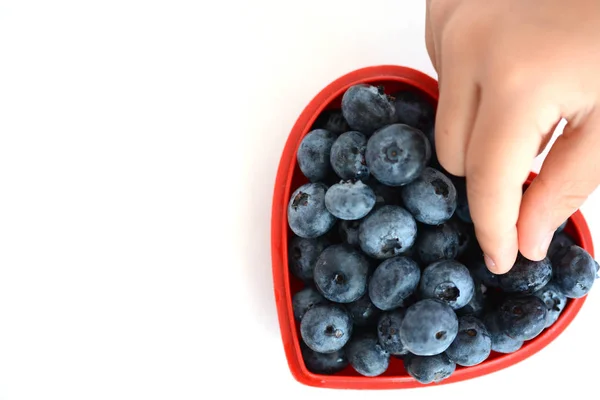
[338,219,361,247]
[496,295,547,341]
[358,205,417,259]
[377,309,409,355]
[552,244,597,298]
[288,235,330,282]
[404,353,456,384]
[313,244,370,303]
[548,232,576,261]
[300,342,349,375]
[341,84,396,134]
[445,315,491,367]
[324,180,376,221]
[287,183,336,239]
[419,260,475,310]
[365,123,431,186]
[400,299,459,356]
[300,303,353,353]
[292,286,327,320]
[497,254,553,294]
[450,176,472,224]
[368,256,421,311]
[392,90,435,133]
[457,280,487,318]
[533,281,567,328]
[345,293,381,328]
[400,167,457,225]
[483,313,523,354]
[311,109,350,135]
[415,222,459,265]
[346,332,390,377]
[296,129,337,182]
[330,131,370,181]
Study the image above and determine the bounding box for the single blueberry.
[311,109,350,134]
[404,353,456,385]
[288,235,330,283]
[368,256,421,311]
[548,231,576,262]
[456,280,487,318]
[287,183,336,239]
[292,286,327,320]
[341,84,396,134]
[483,313,523,354]
[552,244,597,298]
[300,341,349,375]
[533,281,567,328]
[400,167,457,225]
[338,219,361,247]
[345,332,390,377]
[345,293,381,328]
[497,254,553,294]
[296,129,337,182]
[313,244,370,303]
[300,303,353,353]
[445,315,491,367]
[358,205,417,259]
[419,260,475,310]
[400,299,459,356]
[365,123,431,186]
[496,295,548,341]
[415,222,460,265]
[392,90,435,133]
[330,131,370,181]
[324,180,376,221]
[377,308,409,356]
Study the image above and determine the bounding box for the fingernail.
[539,231,554,259]
[483,253,496,271]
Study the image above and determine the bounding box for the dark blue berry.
[533,281,567,328]
[497,254,552,294]
[400,299,459,356]
[365,123,431,186]
[341,84,396,135]
[404,353,456,384]
[292,286,327,320]
[296,129,337,182]
[358,205,417,259]
[300,303,353,353]
[548,232,576,261]
[377,309,409,355]
[400,167,457,225]
[445,315,491,367]
[346,332,390,377]
[324,180,376,221]
[368,256,421,311]
[415,222,459,265]
[345,293,381,328]
[496,295,547,341]
[483,313,523,354]
[300,342,349,375]
[330,131,370,181]
[288,235,330,283]
[419,260,475,310]
[313,244,370,303]
[392,90,435,133]
[552,244,597,298]
[287,183,336,239]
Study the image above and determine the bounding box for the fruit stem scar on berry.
[292,192,309,210]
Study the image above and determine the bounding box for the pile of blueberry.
[287,83,599,384]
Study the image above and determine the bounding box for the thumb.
[518,110,600,261]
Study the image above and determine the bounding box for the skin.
[425,0,600,274]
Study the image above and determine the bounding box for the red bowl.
[270,65,595,389]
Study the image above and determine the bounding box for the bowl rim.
[270,65,595,389]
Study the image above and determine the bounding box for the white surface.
[0,1,599,399]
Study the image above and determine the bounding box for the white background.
[0,1,598,399]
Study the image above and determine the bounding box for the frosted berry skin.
[445,315,492,367]
[400,167,457,225]
[300,304,353,354]
[346,332,391,377]
[330,131,370,181]
[358,205,417,260]
[496,296,548,341]
[404,353,456,384]
[287,182,336,239]
[552,244,598,298]
[324,180,376,221]
[341,84,396,135]
[497,254,552,294]
[419,260,475,310]
[368,256,421,311]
